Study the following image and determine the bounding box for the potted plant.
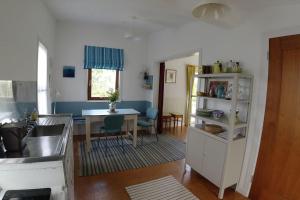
[107,89,119,112]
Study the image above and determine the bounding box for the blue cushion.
[146,108,158,120]
[137,120,152,127]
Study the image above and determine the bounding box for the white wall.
[163,55,198,121]
[0,0,56,81]
[53,21,148,102]
[147,3,300,197]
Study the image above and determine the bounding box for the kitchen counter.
[0,188,5,200]
[0,115,72,164]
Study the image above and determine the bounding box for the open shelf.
[195,73,252,79]
[187,71,252,198]
[192,96,250,104]
[191,114,248,129]
[191,124,228,143]
[190,124,246,143]
[191,114,229,128]
[199,96,232,103]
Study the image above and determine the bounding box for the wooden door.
[250,35,300,200]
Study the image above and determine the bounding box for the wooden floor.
[73,125,248,200]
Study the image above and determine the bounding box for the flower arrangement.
[107,89,119,102]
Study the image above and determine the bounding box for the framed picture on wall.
[63,66,75,78]
[165,69,177,83]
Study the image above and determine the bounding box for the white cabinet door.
[201,136,226,187]
[186,127,205,173]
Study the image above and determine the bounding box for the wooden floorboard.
[73,125,248,200]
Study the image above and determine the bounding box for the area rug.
[79,135,186,176]
[126,176,199,200]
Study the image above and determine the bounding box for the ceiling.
[43,0,300,33]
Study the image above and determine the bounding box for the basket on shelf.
[202,124,224,134]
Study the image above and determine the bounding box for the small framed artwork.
[208,81,228,98]
[165,69,177,83]
[63,66,75,78]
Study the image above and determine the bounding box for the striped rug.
[126,176,199,200]
[79,135,186,176]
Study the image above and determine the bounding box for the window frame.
[87,69,120,101]
[37,41,49,114]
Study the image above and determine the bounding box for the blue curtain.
[84,45,124,71]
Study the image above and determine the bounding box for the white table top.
[82,108,140,116]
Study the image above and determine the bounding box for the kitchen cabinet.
[186,73,253,199]
[187,127,226,187]
[202,136,226,186]
[186,127,205,173]
[0,115,74,200]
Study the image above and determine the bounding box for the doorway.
[250,34,300,199]
[157,52,200,138]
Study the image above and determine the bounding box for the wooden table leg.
[181,117,183,131]
[85,117,91,152]
[133,115,137,147]
[173,117,176,129]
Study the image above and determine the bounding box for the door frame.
[156,49,202,133]
[157,62,165,133]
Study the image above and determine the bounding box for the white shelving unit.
[186,73,253,199]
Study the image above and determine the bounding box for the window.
[0,80,13,99]
[88,69,119,100]
[37,42,49,114]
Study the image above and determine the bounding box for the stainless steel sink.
[28,124,65,137]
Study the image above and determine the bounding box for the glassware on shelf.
[225,83,232,100]
[216,85,226,98]
[238,83,250,100]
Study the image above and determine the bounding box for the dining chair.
[137,107,159,145]
[100,115,125,156]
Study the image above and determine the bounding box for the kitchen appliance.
[0,122,28,154]
[2,188,51,200]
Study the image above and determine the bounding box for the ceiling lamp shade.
[123,16,142,41]
[192,2,230,20]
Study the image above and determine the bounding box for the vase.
[109,102,117,112]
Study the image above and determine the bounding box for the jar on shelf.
[212,61,222,73]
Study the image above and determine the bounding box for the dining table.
[82,108,140,151]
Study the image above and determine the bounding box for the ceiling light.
[124,16,142,41]
[192,2,230,20]
[124,33,133,39]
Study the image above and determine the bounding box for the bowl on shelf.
[196,109,213,117]
[212,110,224,120]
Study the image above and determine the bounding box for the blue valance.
[84,45,124,71]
